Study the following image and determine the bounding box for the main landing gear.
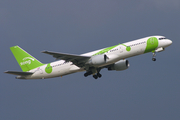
[84,71,92,77]
[93,73,102,79]
[152,52,156,61]
[84,68,102,79]
[84,72,102,79]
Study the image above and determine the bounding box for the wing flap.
[4,71,33,76]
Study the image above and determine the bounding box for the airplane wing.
[4,71,33,76]
[42,51,91,67]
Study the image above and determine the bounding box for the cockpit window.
[159,37,167,40]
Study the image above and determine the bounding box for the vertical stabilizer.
[10,46,44,72]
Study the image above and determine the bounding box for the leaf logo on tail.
[20,57,35,66]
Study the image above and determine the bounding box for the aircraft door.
[36,67,43,74]
[119,46,123,53]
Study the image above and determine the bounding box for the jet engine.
[108,59,129,71]
[155,47,165,52]
[87,54,108,65]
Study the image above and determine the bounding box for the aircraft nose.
[166,39,172,46]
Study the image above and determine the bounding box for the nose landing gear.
[152,52,156,61]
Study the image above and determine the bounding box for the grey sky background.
[1,0,180,120]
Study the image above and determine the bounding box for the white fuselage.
[26,36,172,79]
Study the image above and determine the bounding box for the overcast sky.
[1,0,180,120]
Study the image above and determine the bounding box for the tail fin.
[10,46,44,72]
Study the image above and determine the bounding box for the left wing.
[4,71,34,76]
[42,51,91,67]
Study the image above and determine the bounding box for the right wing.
[42,51,91,67]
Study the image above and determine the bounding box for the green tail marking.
[10,46,44,72]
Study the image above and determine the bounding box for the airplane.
[5,36,172,79]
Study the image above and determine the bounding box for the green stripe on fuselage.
[93,44,119,56]
[144,37,158,53]
[121,44,131,52]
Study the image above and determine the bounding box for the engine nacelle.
[155,47,165,52]
[88,54,107,65]
[108,59,129,71]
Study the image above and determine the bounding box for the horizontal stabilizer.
[4,71,33,76]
